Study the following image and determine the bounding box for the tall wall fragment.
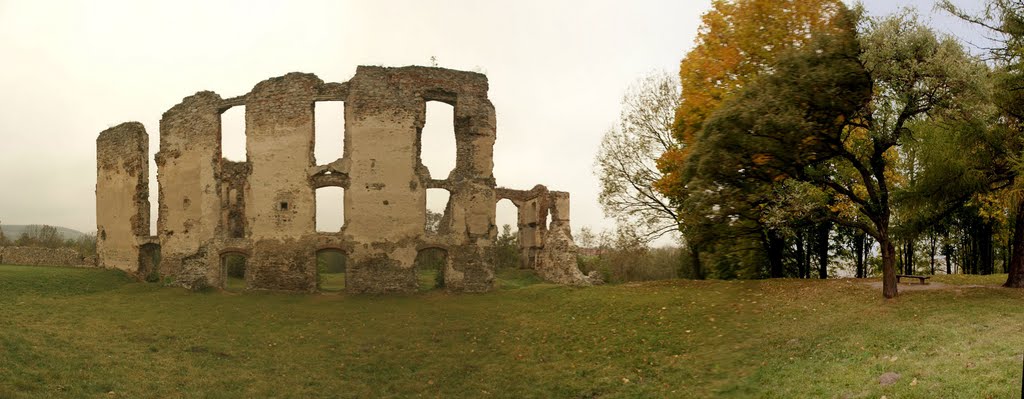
[245,73,321,291]
[96,122,150,272]
[155,92,223,288]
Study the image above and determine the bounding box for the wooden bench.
[896,274,931,285]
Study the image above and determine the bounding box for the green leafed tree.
[653,0,848,280]
[687,7,987,297]
[941,0,1024,287]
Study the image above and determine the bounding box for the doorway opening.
[415,247,448,291]
[138,243,161,282]
[317,248,348,292]
[221,251,248,291]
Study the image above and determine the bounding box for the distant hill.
[0,225,89,240]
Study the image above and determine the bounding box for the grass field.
[1,265,1022,398]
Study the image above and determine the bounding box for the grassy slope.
[0,265,1021,398]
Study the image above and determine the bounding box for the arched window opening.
[494,199,521,269]
[496,198,519,235]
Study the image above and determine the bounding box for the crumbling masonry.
[96,66,595,293]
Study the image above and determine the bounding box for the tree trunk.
[943,233,953,275]
[803,232,813,279]
[1005,199,1024,287]
[928,232,937,275]
[964,226,975,274]
[764,229,785,278]
[899,241,904,274]
[903,240,915,275]
[690,244,704,280]
[816,222,830,279]
[1007,231,1013,274]
[981,221,994,275]
[854,232,865,278]
[795,230,806,279]
[880,232,899,299]
[864,235,873,277]
[945,245,952,274]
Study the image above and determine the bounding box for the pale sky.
[0,0,989,245]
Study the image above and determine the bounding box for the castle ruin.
[96,66,594,293]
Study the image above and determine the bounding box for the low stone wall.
[0,246,94,267]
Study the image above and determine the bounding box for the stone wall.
[0,246,92,267]
[495,186,596,286]
[96,122,149,272]
[97,66,591,293]
[155,91,223,288]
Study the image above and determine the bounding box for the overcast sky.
[0,0,991,244]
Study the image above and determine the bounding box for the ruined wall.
[496,186,595,286]
[97,65,589,293]
[96,122,149,272]
[343,66,497,293]
[538,191,598,285]
[244,73,321,291]
[0,246,92,267]
[496,186,549,269]
[155,92,223,288]
[220,161,249,239]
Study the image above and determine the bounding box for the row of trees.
[0,221,96,256]
[596,0,1024,297]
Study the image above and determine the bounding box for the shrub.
[576,228,681,283]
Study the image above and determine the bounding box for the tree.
[0,220,7,247]
[15,225,64,248]
[71,233,97,256]
[942,0,1024,287]
[654,0,846,280]
[575,226,597,249]
[688,8,986,297]
[657,0,845,199]
[595,71,681,242]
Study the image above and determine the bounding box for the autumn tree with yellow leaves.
[654,0,847,280]
[679,5,987,298]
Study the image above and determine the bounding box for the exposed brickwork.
[96,122,150,272]
[0,246,92,267]
[96,66,590,292]
[495,186,596,285]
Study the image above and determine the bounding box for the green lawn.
[315,270,442,292]
[1,265,1022,398]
